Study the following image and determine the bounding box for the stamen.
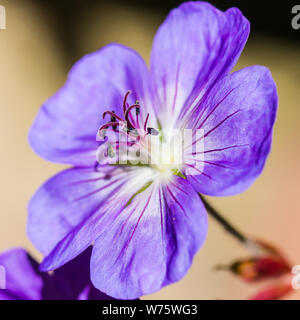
[98,91,155,156]
[102,111,124,122]
[124,104,140,129]
[135,101,140,113]
[135,101,140,128]
[98,121,120,132]
[144,113,149,131]
[123,90,132,114]
[110,112,117,130]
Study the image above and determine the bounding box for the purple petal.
[29,44,150,166]
[0,248,44,300]
[150,2,249,128]
[186,66,278,196]
[28,166,130,256]
[0,248,112,300]
[90,177,207,299]
[32,166,156,272]
[44,247,113,300]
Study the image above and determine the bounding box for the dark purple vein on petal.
[165,185,187,217]
[188,109,242,149]
[196,87,237,129]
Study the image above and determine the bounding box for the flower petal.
[150,1,249,128]
[185,66,278,196]
[28,165,155,259]
[29,44,150,166]
[0,247,112,300]
[0,248,44,300]
[28,166,129,256]
[45,247,113,300]
[90,177,207,299]
[31,166,156,272]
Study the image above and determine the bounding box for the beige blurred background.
[0,0,299,299]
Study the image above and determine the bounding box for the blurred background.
[0,0,299,299]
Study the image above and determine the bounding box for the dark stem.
[199,194,248,244]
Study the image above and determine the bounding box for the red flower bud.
[250,282,292,300]
[216,240,291,282]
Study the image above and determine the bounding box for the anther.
[136,107,140,115]
[109,112,117,130]
[147,127,159,136]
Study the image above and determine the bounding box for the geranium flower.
[28,1,277,299]
[0,247,112,300]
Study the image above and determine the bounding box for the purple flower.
[28,2,277,299]
[0,247,113,300]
